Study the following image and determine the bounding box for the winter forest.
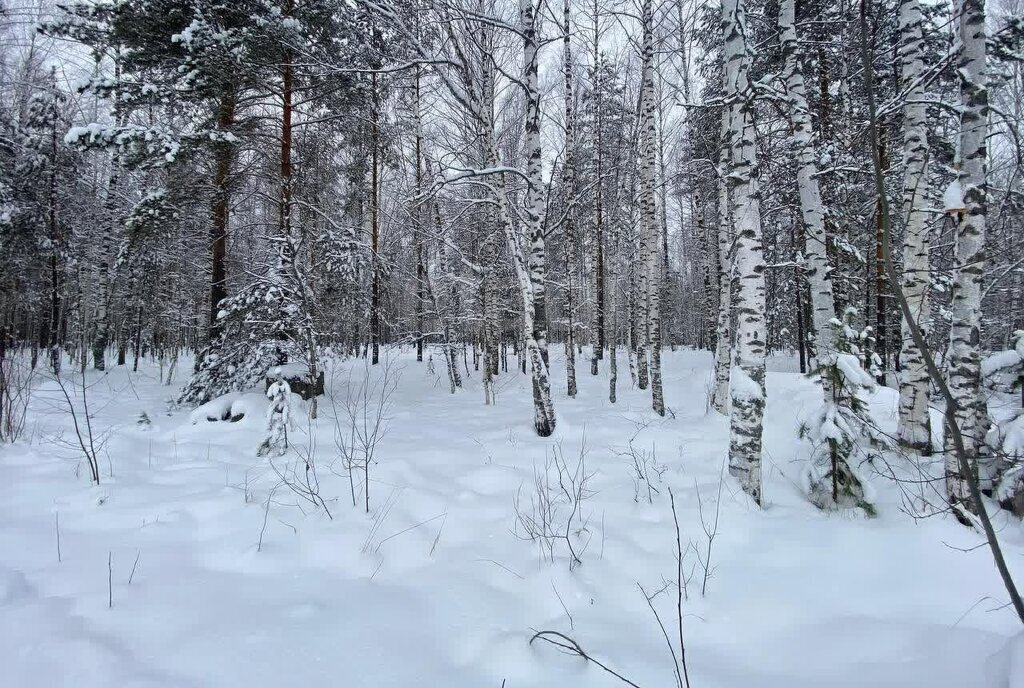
[2,0,1024,684]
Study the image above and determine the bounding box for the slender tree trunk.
[723,0,767,505]
[640,0,664,415]
[946,0,989,510]
[590,0,605,375]
[48,103,61,376]
[415,64,426,364]
[874,130,889,383]
[370,71,381,365]
[610,274,618,404]
[711,114,732,414]
[93,161,116,371]
[93,54,123,372]
[895,0,933,453]
[564,0,578,399]
[519,0,556,435]
[209,88,235,343]
[779,0,837,372]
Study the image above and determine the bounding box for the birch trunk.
[710,109,732,414]
[639,0,663,415]
[895,0,932,453]
[778,0,837,365]
[946,0,988,509]
[723,0,766,505]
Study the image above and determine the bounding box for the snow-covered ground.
[1,349,1021,687]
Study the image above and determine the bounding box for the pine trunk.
[209,88,235,343]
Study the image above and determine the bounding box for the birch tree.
[946,0,990,511]
[639,0,664,416]
[520,0,557,435]
[778,0,836,363]
[895,0,933,454]
[710,112,732,415]
[723,0,766,505]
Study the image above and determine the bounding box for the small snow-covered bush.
[983,331,1024,515]
[800,308,880,515]
[0,353,32,443]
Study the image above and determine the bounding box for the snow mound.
[982,349,1022,378]
[188,392,268,424]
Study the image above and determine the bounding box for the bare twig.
[530,630,643,688]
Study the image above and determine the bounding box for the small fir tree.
[800,307,883,515]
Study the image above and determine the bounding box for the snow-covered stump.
[984,333,1024,515]
[258,378,292,457]
[264,364,323,401]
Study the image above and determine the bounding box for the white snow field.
[1,349,1022,688]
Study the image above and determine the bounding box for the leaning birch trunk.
[639,0,664,415]
[779,0,836,360]
[946,0,988,511]
[723,0,767,505]
[710,111,732,414]
[895,0,932,453]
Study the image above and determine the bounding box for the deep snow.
[1,348,1022,687]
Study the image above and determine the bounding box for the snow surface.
[1,349,1022,687]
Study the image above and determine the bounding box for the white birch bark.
[895,0,933,453]
[519,1,556,434]
[778,0,836,364]
[710,110,732,415]
[946,0,988,509]
[639,0,663,415]
[723,0,766,505]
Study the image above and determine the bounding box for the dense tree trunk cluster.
[1,0,1024,516]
